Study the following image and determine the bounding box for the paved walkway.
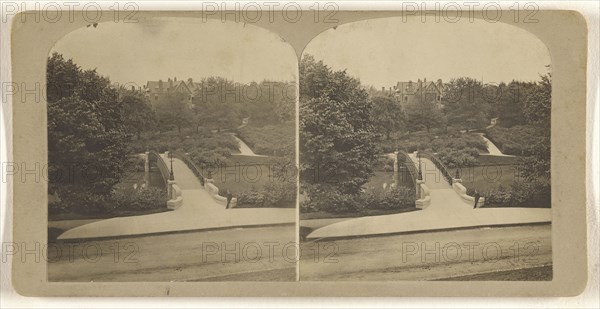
[478,133,515,157]
[58,154,295,240]
[231,134,267,157]
[306,153,550,239]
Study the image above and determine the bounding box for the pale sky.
[303,17,551,88]
[51,17,297,87]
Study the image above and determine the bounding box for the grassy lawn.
[237,122,294,156]
[210,155,296,208]
[458,165,520,192]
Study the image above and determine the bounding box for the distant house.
[382,78,445,109]
[144,77,201,108]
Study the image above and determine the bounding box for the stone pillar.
[144,151,150,187]
[416,179,424,199]
[168,180,176,199]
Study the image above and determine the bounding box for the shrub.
[111,187,168,211]
[482,180,550,208]
[360,187,415,210]
[236,181,296,208]
[300,186,360,213]
[301,185,416,213]
[124,155,146,173]
[436,147,479,169]
[49,187,112,215]
[486,125,544,156]
[374,155,395,172]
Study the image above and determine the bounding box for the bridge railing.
[170,150,237,208]
[419,151,453,185]
[396,151,418,185]
[147,150,170,186]
[146,150,183,209]
[170,150,205,186]
[419,151,485,207]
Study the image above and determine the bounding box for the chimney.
[382,87,385,92]
[424,78,427,83]
[174,77,177,82]
[159,80,163,90]
[131,86,135,91]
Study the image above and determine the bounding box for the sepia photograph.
[4,6,593,300]
[299,17,552,281]
[45,17,298,282]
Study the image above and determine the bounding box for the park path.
[231,134,266,157]
[477,133,515,157]
[58,154,294,240]
[306,153,550,239]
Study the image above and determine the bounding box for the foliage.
[300,185,415,213]
[192,77,295,130]
[360,187,415,210]
[300,55,378,195]
[49,187,168,216]
[128,129,238,156]
[480,180,550,208]
[111,187,168,211]
[493,81,534,127]
[442,77,491,130]
[405,97,445,133]
[120,88,156,139]
[47,53,129,196]
[435,147,480,169]
[371,95,405,139]
[485,125,545,156]
[236,181,296,208]
[300,185,361,213]
[237,122,295,156]
[155,91,194,133]
[522,73,551,129]
[192,76,241,131]
[377,132,487,168]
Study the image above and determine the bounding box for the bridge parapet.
[415,180,431,209]
[419,151,485,207]
[395,151,418,184]
[170,150,238,208]
[146,151,183,210]
[419,151,453,185]
[147,150,170,186]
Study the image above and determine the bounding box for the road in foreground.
[300,224,551,281]
[48,225,296,282]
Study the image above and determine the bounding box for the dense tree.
[522,73,551,129]
[155,92,193,134]
[192,77,240,131]
[300,55,377,195]
[520,73,551,182]
[405,98,445,133]
[46,53,79,103]
[120,88,156,140]
[47,53,129,196]
[371,95,405,139]
[442,78,491,130]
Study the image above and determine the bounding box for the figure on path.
[226,190,233,209]
[473,190,481,209]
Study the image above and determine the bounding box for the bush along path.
[306,152,550,239]
[57,153,295,240]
